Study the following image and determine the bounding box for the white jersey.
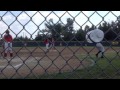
[96,43,105,52]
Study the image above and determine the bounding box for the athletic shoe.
[96,54,98,57]
[101,56,104,58]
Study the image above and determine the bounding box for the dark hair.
[6,30,9,34]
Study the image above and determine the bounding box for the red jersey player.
[3,30,13,58]
[44,38,50,53]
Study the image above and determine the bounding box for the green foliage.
[14,16,120,41]
[38,50,120,79]
[14,36,31,41]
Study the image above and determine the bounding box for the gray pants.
[96,43,105,58]
[4,42,13,53]
[96,43,105,52]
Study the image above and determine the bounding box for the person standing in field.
[3,30,13,58]
[49,37,55,50]
[44,38,50,53]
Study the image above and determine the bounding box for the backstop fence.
[0,11,120,79]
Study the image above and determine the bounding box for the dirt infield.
[0,46,119,78]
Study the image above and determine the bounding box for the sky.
[0,11,120,39]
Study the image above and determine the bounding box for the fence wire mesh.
[0,11,120,79]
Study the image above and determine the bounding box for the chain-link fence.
[0,11,120,79]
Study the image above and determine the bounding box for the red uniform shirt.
[4,34,13,42]
[44,39,49,44]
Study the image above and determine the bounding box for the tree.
[100,21,118,41]
[84,25,90,33]
[98,24,103,30]
[35,29,47,41]
[75,29,85,41]
[62,18,75,41]
[89,24,96,31]
[13,36,31,41]
[118,15,120,22]
[44,18,65,41]
[66,18,74,33]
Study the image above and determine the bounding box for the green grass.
[1,46,119,79]
[36,51,120,79]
